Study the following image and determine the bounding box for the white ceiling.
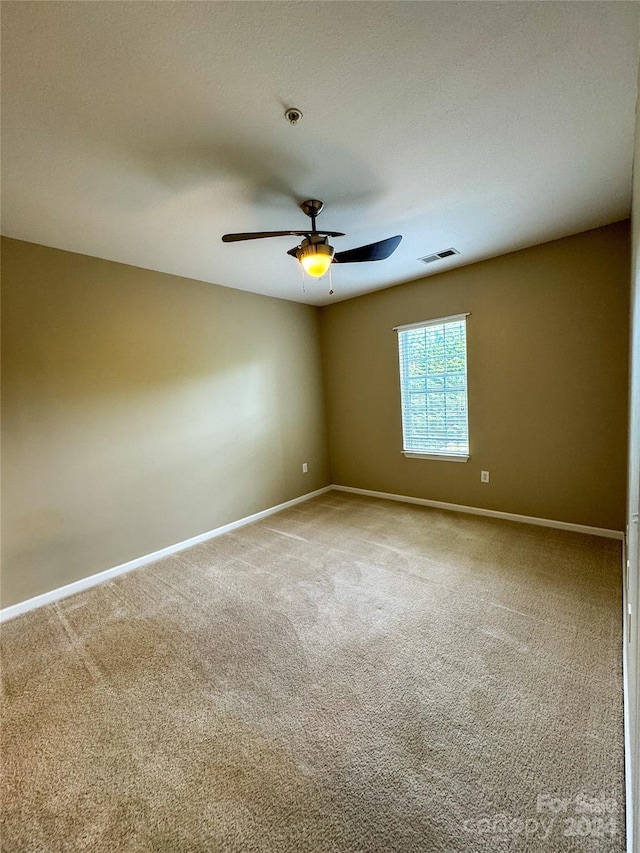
[1,2,638,306]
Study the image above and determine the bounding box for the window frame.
[394,313,470,462]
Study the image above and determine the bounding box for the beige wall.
[321,222,630,531]
[1,238,329,608]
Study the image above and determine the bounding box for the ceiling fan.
[222,200,402,279]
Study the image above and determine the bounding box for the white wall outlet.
[481,470,490,483]
[302,463,308,473]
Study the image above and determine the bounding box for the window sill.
[402,452,469,462]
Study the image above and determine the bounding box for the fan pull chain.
[299,263,306,294]
[328,264,334,297]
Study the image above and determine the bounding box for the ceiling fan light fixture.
[297,241,335,278]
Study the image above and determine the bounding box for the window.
[395,313,469,461]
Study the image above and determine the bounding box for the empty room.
[2,2,640,851]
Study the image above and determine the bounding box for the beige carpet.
[1,492,625,851]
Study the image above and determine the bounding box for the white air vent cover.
[419,247,460,265]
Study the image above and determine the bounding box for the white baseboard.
[0,486,333,623]
[331,484,625,540]
[1,483,623,624]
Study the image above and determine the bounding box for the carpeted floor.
[0,492,625,851]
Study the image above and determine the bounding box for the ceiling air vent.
[418,247,460,265]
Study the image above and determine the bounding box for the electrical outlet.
[480,470,490,483]
[302,463,308,473]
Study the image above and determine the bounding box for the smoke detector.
[284,107,303,125]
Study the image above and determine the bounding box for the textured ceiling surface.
[1,1,638,305]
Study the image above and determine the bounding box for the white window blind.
[396,314,469,459]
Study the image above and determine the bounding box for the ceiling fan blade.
[223,231,307,243]
[333,235,402,263]
[222,230,345,243]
